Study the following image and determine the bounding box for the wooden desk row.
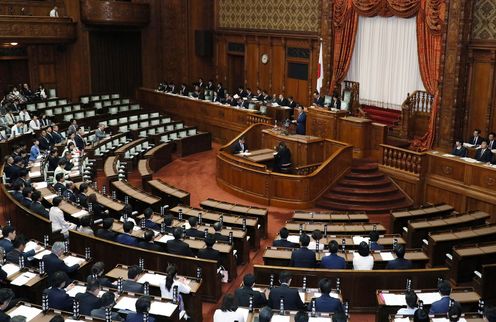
[292,211,369,223]
[111,180,161,213]
[145,179,191,208]
[74,182,125,215]
[390,204,455,234]
[285,222,386,235]
[143,142,174,172]
[279,233,405,249]
[447,241,496,283]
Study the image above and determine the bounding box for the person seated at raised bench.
[290,233,316,268]
[272,227,298,248]
[396,290,418,315]
[234,273,267,308]
[386,245,413,270]
[166,227,193,257]
[369,230,384,251]
[353,241,374,270]
[232,137,248,154]
[451,139,468,157]
[308,278,343,313]
[268,271,305,311]
[321,240,346,269]
[429,280,452,315]
[475,141,493,163]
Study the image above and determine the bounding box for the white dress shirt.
[49,8,59,17]
[213,309,245,322]
[49,206,75,236]
[19,111,31,121]
[29,119,41,131]
[352,254,374,270]
[10,125,23,138]
[159,279,191,299]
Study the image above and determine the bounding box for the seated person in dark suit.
[138,229,163,251]
[232,137,248,154]
[468,128,484,146]
[213,222,229,242]
[484,306,496,322]
[451,139,468,157]
[447,301,462,322]
[91,292,123,321]
[47,149,60,172]
[75,278,103,316]
[276,94,289,106]
[386,245,413,270]
[268,271,305,311]
[53,173,66,195]
[30,190,49,218]
[0,225,17,253]
[258,306,273,322]
[87,193,106,219]
[312,91,325,107]
[43,241,80,278]
[166,228,194,257]
[309,278,343,313]
[272,227,298,248]
[488,132,496,150]
[45,271,73,312]
[115,221,139,247]
[273,142,292,173]
[234,274,267,308]
[429,280,452,314]
[161,214,175,234]
[330,94,342,110]
[185,217,205,239]
[77,183,89,207]
[0,288,14,322]
[321,240,346,269]
[197,234,220,262]
[475,141,493,163]
[143,208,159,230]
[10,182,23,202]
[62,182,77,203]
[95,217,117,241]
[290,233,316,268]
[125,296,155,322]
[20,186,33,208]
[87,261,114,288]
[6,236,37,265]
[369,230,384,251]
[122,265,145,294]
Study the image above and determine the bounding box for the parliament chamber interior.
[1,0,496,322]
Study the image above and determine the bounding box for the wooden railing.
[399,90,434,139]
[342,80,360,115]
[293,163,321,175]
[380,144,426,175]
[246,114,272,125]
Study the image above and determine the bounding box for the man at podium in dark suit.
[468,129,484,146]
[272,228,298,248]
[475,141,493,163]
[268,271,305,311]
[290,233,316,268]
[232,137,248,154]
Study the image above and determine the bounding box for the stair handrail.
[380,144,427,176]
[399,91,434,139]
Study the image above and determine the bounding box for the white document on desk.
[8,305,42,321]
[33,249,51,260]
[309,318,332,322]
[380,252,395,261]
[66,285,87,297]
[431,319,467,322]
[416,292,441,305]
[11,272,37,286]
[393,318,411,322]
[63,255,84,267]
[72,210,89,219]
[150,301,177,317]
[32,182,48,189]
[2,263,20,277]
[24,241,42,254]
[287,235,300,244]
[137,273,164,287]
[381,293,406,306]
[352,236,370,245]
[44,194,58,201]
[158,235,174,243]
[115,296,137,311]
[272,315,291,322]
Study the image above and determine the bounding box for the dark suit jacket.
[6,248,35,265]
[75,291,102,316]
[268,284,305,311]
[370,242,384,251]
[290,247,317,268]
[95,228,117,241]
[0,239,13,253]
[232,142,248,154]
[144,219,160,230]
[125,313,155,322]
[39,136,51,151]
[274,147,292,172]
[48,156,60,172]
[91,308,123,321]
[310,294,343,313]
[138,241,163,252]
[429,296,450,314]
[31,201,49,218]
[475,148,493,163]
[116,234,139,247]
[320,253,346,269]
[185,228,205,239]
[197,247,220,262]
[52,132,63,144]
[75,134,86,150]
[53,182,66,194]
[235,286,268,308]
[385,258,413,270]
[11,190,23,202]
[331,99,341,110]
[122,280,144,294]
[166,239,194,257]
[451,146,468,157]
[488,140,496,150]
[296,112,307,135]
[47,287,73,311]
[272,239,298,248]
[313,96,325,107]
[21,197,32,208]
[0,311,9,322]
[43,253,80,276]
[63,189,77,203]
[214,232,230,243]
[468,136,484,146]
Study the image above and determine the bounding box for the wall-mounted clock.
[261,53,269,64]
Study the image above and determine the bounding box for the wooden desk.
[39,187,90,222]
[175,132,212,157]
[306,107,348,139]
[146,179,190,207]
[285,222,386,235]
[292,211,369,223]
[242,148,275,163]
[143,142,174,172]
[74,182,125,214]
[103,155,118,183]
[388,314,484,322]
[338,116,372,158]
[111,180,161,212]
[138,159,153,186]
[390,204,455,234]
[448,241,496,283]
[278,233,405,249]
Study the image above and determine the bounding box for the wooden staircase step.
[316,199,412,213]
[345,172,385,180]
[330,185,398,195]
[339,178,391,187]
[322,192,406,204]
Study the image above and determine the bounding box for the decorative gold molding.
[80,0,150,27]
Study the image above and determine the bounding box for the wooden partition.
[217,123,353,208]
[253,265,449,310]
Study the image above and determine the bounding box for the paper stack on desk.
[137,273,164,287]
[8,305,42,321]
[11,272,37,286]
[63,255,84,267]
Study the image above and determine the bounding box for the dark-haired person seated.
[447,301,462,322]
[234,274,267,308]
[96,217,117,241]
[45,271,73,312]
[197,234,220,262]
[258,306,273,322]
[451,139,468,157]
[62,182,77,203]
[272,228,298,248]
[475,141,493,163]
[166,228,194,257]
[232,137,248,154]
[308,278,343,313]
[468,128,484,146]
[138,229,162,251]
[49,196,77,238]
[353,241,373,270]
[122,265,144,294]
[290,234,316,268]
[0,225,18,253]
[91,292,122,321]
[273,142,292,173]
[87,262,114,288]
[185,217,205,239]
[268,271,305,311]
[20,186,33,208]
[213,222,229,242]
[312,91,325,107]
[429,280,452,314]
[386,245,412,270]
[213,294,245,322]
[321,240,346,269]
[30,190,49,218]
[116,221,139,246]
[125,296,155,322]
[0,288,14,322]
[369,230,384,251]
[488,132,496,150]
[75,278,103,316]
[161,215,175,234]
[396,290,418,315]
[413,308,429,322]
[6,237,38,265]
[53,173,66,194]
[77,183,89,207]
[143,208,159,230]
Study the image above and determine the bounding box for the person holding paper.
[234,274,267,308]
[125,296,156,322]
[386,245,412,270]
[49,197,77,238]
[308,278,343,313]
[75,278,103,316]
[353,242,374,270]
[268,271,305,311]
[290,233,317,268]
[272,228,298,248]
[451,139,468,157]
[396,290,418,315]
[429,280,452,314]
[45,271,73,311]
[321,240,346,269]
[213,294,245,322]
[42,241,80,277]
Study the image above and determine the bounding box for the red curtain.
[330,0,446,150]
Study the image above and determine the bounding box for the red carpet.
[362,105,401,127]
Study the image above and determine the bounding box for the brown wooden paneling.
[425,184,465,210]
[80,0,150,27]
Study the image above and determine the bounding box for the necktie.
[474,137,477,145]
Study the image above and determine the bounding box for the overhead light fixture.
[10,42,18,46]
